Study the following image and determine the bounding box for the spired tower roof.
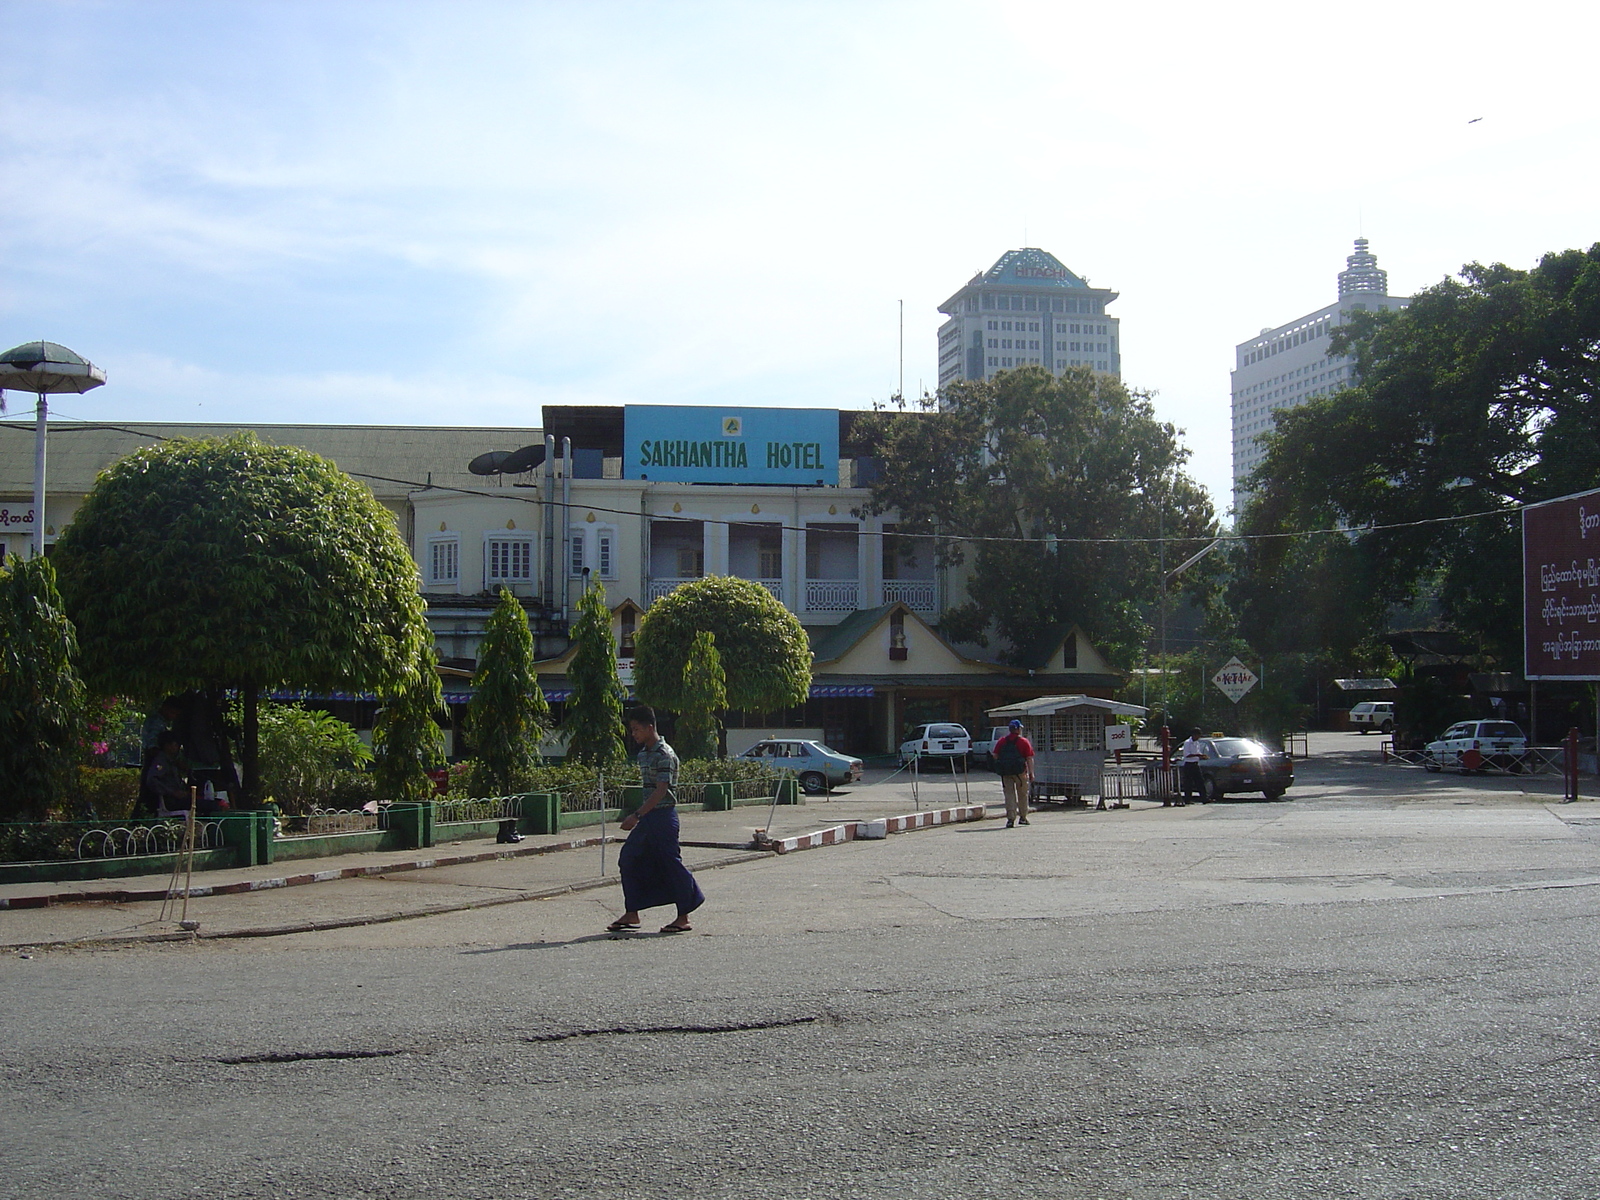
[980,247,1091,289]
[1338,237,1389,296]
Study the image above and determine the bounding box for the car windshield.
[929,726,965,737]
[1478,722,1523,738]
[1210,738,1265,757]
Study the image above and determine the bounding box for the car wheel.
[1380,721,1394,734]
[1424,754,1441,773]
[799,771,827,795]
[1263,787,1285,801]
[1358,727,1369,735]
[1201,775,1222,803]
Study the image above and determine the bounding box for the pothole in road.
[217,1048,407,1065]
[524,1016,820,1044]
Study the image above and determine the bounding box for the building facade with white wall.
[0,408,1123,756]
[1230,238,1410,508]
[936,248,1121,390]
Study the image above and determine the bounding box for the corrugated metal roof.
[0,420,541,499]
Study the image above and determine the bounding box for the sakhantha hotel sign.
[624,405,838,485]
[1524,486,1600,680]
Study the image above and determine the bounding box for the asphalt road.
[5,734,1600,1199]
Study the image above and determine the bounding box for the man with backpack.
[993,718,1035,828]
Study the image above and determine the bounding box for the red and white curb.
[757,805,986,854]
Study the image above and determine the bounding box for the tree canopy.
[51,432,432,800]
[0,555,86,820]
[54,432,431,700]
[633,575,810,714]
[1236,243,1600,668]
[371,643,446,805]
[466,587,548,795]
[856,367,1215,664]
[674,630,726,760]
[561,582,627,767]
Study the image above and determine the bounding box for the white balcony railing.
[646,578,694,603]
[882,580,936,611]
[806,580,859,612]
[646,577,784,605]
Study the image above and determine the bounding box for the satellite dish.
[468,450,512,475]
[498,444,546,475]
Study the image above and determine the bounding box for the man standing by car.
[1176,728,1207,805]
[993,718,1035,828]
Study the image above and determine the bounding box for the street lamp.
[0,342,107,557]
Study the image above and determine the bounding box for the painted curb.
[762,805,986,854]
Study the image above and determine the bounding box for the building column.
[706,514,729,577]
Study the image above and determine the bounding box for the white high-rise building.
[1230,238,1409,508]
[936,248,1121,390]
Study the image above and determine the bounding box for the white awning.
[986,694,1149,719]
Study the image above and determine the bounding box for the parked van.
[1350,701,1395,734]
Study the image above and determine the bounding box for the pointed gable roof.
[1014,623,1118,678]
[809,602,1008,677]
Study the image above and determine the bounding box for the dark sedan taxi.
[1195,737,1294,801]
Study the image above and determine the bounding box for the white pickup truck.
[969,726,1013,767]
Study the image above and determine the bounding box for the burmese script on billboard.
[0,503,36,531]
[1524,487,1600,680]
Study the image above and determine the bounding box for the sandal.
[606,919,640,933]
[658,921,692,934]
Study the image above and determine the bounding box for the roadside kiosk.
[986,695,1152,809]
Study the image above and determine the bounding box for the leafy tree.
[857,367,1216,665]
[466,587,549,795]
[675,630,726,760]
[0,555,87,821]
[256,703,372,815]
[1240,244,1600,669]
[51,432,431,802]
[372,643,446,805]
[634,575,810,715]
[562,581,627,767]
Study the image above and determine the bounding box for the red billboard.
[1524,486,1600,680]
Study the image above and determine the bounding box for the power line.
[0,415,1522,549]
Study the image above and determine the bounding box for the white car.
[1424,720,1527,773]
[1349,701,1395,734]
[898,723,971,768]
[969,726,1012,767]
[736,739,863,795]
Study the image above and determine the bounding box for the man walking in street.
[606,706,705,934]
[1177,728,1206,805]
[993,718,1035,828]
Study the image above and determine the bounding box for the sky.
[2,0,1596,515]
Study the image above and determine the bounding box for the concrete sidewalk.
[0,783,994,949]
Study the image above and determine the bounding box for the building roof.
[807,604,898,663]
[0,420,541,501]
[1337,237,1390,297]
[986,695,1149,719]
[979,248,1090,289]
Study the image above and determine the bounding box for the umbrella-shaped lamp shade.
[0,341,107,394]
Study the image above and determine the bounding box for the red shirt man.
[994,719,1035,827]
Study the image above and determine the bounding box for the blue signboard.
[623,405,838,485]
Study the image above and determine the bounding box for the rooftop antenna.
[898,299,904,402]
